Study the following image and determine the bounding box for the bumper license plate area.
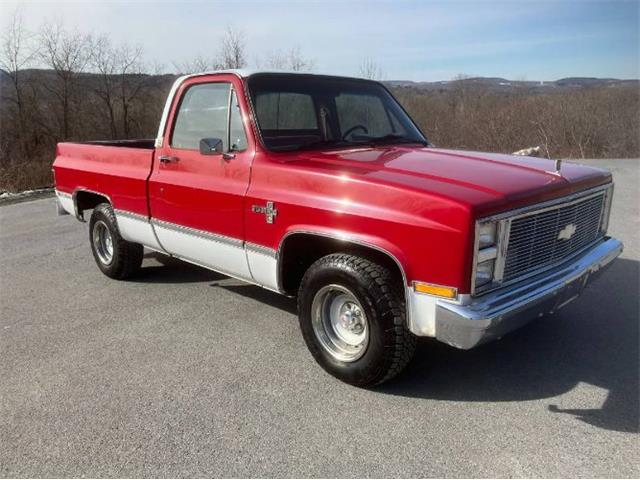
[554,272,590,311]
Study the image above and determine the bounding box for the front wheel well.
[278,233,406,296]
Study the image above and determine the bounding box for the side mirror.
[199,138,223,155]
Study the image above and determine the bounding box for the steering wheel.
[342,124,369,140]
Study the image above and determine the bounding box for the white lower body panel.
[246,244,279,292]
[56,190,75,216]
[115,210,164,251]
[151,219,253,282]
[406,287,438,337]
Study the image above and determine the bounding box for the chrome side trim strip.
[114,209,148,222]
[246,242,277,258]
[114,209,164,251]
[114,210,275,258]
[150,218,244,249]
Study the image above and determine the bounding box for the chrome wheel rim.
[311,284,369,362]
[93,220,114,265]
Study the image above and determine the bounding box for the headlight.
[600,184,614,234]
[478,222,497,248]
[473,220,503,291]
[475,259,495,287]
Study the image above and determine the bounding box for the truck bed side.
[53,141,155,217]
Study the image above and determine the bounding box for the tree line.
[396,78,639,160]
[1,12,638,192]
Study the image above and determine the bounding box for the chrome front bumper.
[433,237,623,349]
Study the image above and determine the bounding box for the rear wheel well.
[74,190,110,221]
[278,233,406,296]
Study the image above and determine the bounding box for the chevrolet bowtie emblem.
[557,223,577,241]
[252,201,278,224]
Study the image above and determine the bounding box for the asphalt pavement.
[1,158,638,477]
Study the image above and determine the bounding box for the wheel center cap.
[340,308,364,334]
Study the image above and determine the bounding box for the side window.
[171,83,230,150]
[229,90,248,151]
[255,92,317,130]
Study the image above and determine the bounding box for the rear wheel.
[298,253,416,387]
[89,203,143,279]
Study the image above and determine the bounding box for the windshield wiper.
[366,134,428,146]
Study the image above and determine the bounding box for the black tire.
[298,253,416,387]
[89,203,143,279]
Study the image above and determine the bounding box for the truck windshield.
[247,73,428,152]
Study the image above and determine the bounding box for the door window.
[171,83,231,150]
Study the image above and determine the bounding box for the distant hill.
[384,76,640,93]
[0,68,177,89]
[2,69,637,94]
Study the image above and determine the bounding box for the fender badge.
[252,201,278,224]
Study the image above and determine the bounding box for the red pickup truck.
[53,70,623,386]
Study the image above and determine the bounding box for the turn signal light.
[413,282,458,299]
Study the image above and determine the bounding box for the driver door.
[149,75,254,279]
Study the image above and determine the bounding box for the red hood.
[295,146,612,216]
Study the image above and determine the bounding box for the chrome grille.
[502,192,606,282]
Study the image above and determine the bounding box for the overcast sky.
[1,0,638,81]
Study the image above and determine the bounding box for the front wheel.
[89,203,143,279]
[298,253,416,387]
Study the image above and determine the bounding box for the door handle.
[159,155,178,164]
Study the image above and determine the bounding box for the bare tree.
[220,26,246,69]
[358,58,384,80]
[89,35,153,139]
[39,21,93,139]
[112,43,148,138]
[262,49,286,69]
[0,9,38,150]
[263,46,314,71]
[172,54,219,74]
[288,46,313,71]
[90,34,119,138]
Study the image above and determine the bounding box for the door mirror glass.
[199,137,223,155]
